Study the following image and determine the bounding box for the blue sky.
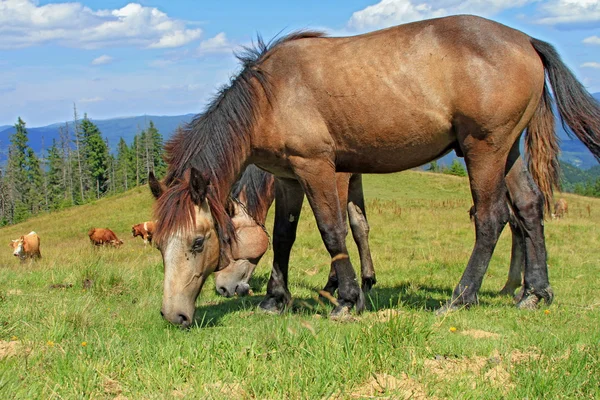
[1,0,599,127]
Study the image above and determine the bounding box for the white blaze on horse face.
[160,201,220,326]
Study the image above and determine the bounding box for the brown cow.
[552,198,568,219]
[9,231,41,261]
[88,228,123,247]
[131,221,156,245]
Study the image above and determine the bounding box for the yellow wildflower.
[81,342,87,347]
[47,341,55,347]
[449,327,457,333]
[544,309,550,315]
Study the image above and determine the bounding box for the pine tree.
[5,117,31,223]
[25,147,44,214]
[46,139,67,209]
[115,137,131,192]
[147,121,167,178]
[80,114,109,198]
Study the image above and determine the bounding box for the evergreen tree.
[46,139,67,209]
[80,114,109,198]
[25,147,44,214]
[115,137,131,192]
[5,117,31,223]
[147,121,167,178]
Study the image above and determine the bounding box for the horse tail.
[527,38,600,212]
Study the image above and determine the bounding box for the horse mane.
[155,30,326,246]
[231,165,276,223]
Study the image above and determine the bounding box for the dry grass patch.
[460,329,501,339]
[349,373,432,399]
[202,381,248,399]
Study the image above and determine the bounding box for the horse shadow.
[190,275,507,328]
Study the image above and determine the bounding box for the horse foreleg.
[321,173,351,296]
[258,178,304,314]
[505,156,553,309]
[499,207,526,298]
[347,174,376,294]
[294,160,363,317]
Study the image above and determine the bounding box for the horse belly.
[335,130,454,173]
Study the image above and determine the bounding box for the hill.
[0,113,195,153]
[0,171,598,398]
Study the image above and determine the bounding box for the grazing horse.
[213,165,375,298]
[150,15,600,327]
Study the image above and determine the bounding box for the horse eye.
[191,237,205,254]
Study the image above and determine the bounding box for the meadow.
[0,171,598,399]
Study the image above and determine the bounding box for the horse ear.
[148,172,165,199]
[189,167,208,205]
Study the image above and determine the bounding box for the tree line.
[0,109,166,225]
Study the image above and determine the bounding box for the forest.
[0,108,166,225]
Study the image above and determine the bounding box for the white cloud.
[0,0,203,49]
[583,35,600,44]
[581,61,600,68]
[348,0,535,30]
[91,55,113,65]
[532,0,600,28]
[197,32,236,55]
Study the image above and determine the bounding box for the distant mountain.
[0,114,195,154]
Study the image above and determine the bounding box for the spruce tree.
[80,114,109,198]
[5,117,31,223]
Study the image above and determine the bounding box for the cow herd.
[8,221,156,262]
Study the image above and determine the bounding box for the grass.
[0,171,598,399]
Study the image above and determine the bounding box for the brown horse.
[213,165,375,298]
[150,15,600,327]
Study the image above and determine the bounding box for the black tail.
[531,38,600,160]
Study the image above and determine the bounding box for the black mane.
[231,165,275,223]
[156,30,326,246]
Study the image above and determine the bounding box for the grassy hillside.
[0,171,598,399]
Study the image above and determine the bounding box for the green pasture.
[0,171,598,399]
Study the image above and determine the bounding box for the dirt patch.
[424,355,487,376]
[509,349,541,364]
[424,353,513,389]
[203,381,248,399]
[0,340,21,358]
[460,329,501,339]
[484,365,513,388]
[82,279,94,289]
[371,309,405,323]
[104,378,122,396]
[350,373,432,399]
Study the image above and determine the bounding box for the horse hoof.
[361,277,377,294]
[516,286,553,310]
[516,294,539,310]
[258,297,285,314]
[330,305,353,321]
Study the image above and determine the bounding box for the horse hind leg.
[505,154,553,309]
[499,204,526,299]
[346,174,376,294]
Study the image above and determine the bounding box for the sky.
[1,0,599,127]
